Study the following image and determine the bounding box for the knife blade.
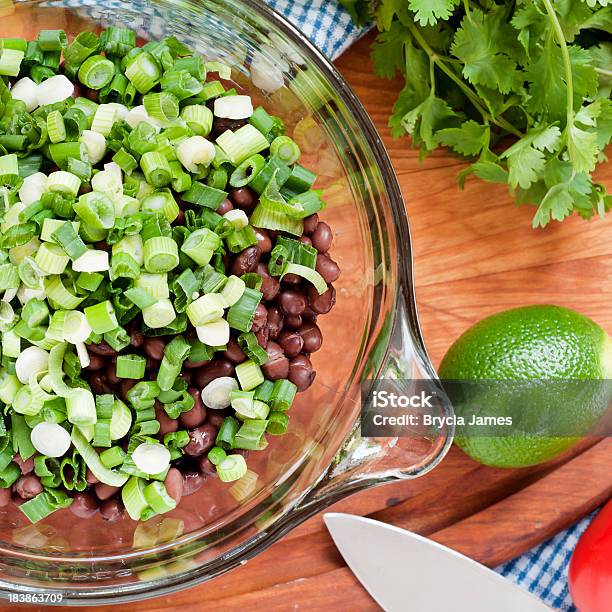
[324,513,552,612]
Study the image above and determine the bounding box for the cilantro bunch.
[340,0,612,227]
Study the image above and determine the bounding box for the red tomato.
[569,498,612,612]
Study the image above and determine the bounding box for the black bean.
[85,352,105,371]
[231,246,261,276]
[12,455,34,475]
[256,263,280,301]
[251,303,268,332]
[164,468,184,505]
[255,327,269,349]
[288,354,316,391]
[130,330,144,348]
[279,290,307,316]
[284,314,302,329]
[267,307,284,340]
[224,337,247,364]
[199,457,217,477]
[207,411,227,429]
[95,483,119,501]
[87,341,117,356]
[299,236,312,247]
[261,341,290,380]
[311,221,333,253]
[89,373,112,395]
[216,198,234,215]
[229,187,256,210]
[254,228,272,253]
[303,213,319,234]
[173,209,185,226]
[302,306,318,322]
[156,403,179,435]
[307,284,336,314]
[14,475,43,500]
[298,321,323,353]
[100,499,123,522]
[182,471,206,496]
[281,272,302,286]
[119,378,137,402]
[143,337,166,361]
[316,253,341,283]
[277,330,304,358]
[194,359,235,388]
[184,358,211,369]
[212,117,247,138]
[184,424,217,456]
[106,360,120,385]
[69,492,98,518]
[180,389,207,429]
[86,468,99,485]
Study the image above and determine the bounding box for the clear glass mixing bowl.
[0,0,454,603]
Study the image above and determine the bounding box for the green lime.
[439,305,612,468]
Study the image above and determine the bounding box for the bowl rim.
[1,0,446,601]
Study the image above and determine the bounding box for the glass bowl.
[0,0,454,603]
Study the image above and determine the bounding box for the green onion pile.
[0,27,335,524]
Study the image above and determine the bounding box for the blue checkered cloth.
[38,1,595,609]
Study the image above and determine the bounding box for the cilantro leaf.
[531,183,574,228]
[506,146,546,190]
[371,21,410,79]
[437,121,489,156]
[471,160,509,184]
[526,40,598,122]
[408,0,459,26]
[566,124,599,173]
[451,9,522,93]
[400,94,458,150]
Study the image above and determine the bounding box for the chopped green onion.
[217,453,248,482]
[267,411,289,435]
[143,91,180,122]
[0,48,24,76]
[181,228,220,265]
[74,192,115,229]
[270,135,301,165]
[227,287,263,332]
[19,488,73,524]
[84,300,118,334]
[217,124,269,165]
[238,332,269,365]
[281,263,327,294]
[181,181,227,209]
[37,30,67,52]
[180,104,213,136]
[66,387,97,426]
[144,480,176,513]
[125,52,161,94]
[233,419,268,450]
[270,379,297,411]
[230,154,265,188]
[100,445,126,469]
[116,354,147,379]
[140,151,172,187]
[235,359,264,391]
[35,242,69,274]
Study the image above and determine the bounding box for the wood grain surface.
[9,31,612,612]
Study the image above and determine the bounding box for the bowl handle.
[297,289,455,512]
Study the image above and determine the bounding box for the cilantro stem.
[542,0,573,127]
[595,67,612,78]
[404,21,523,139]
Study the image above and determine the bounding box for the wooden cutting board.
[11,31,612,612]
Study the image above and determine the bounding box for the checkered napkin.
[39,1,594,609]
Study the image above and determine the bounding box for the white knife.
[324,513,552,612]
